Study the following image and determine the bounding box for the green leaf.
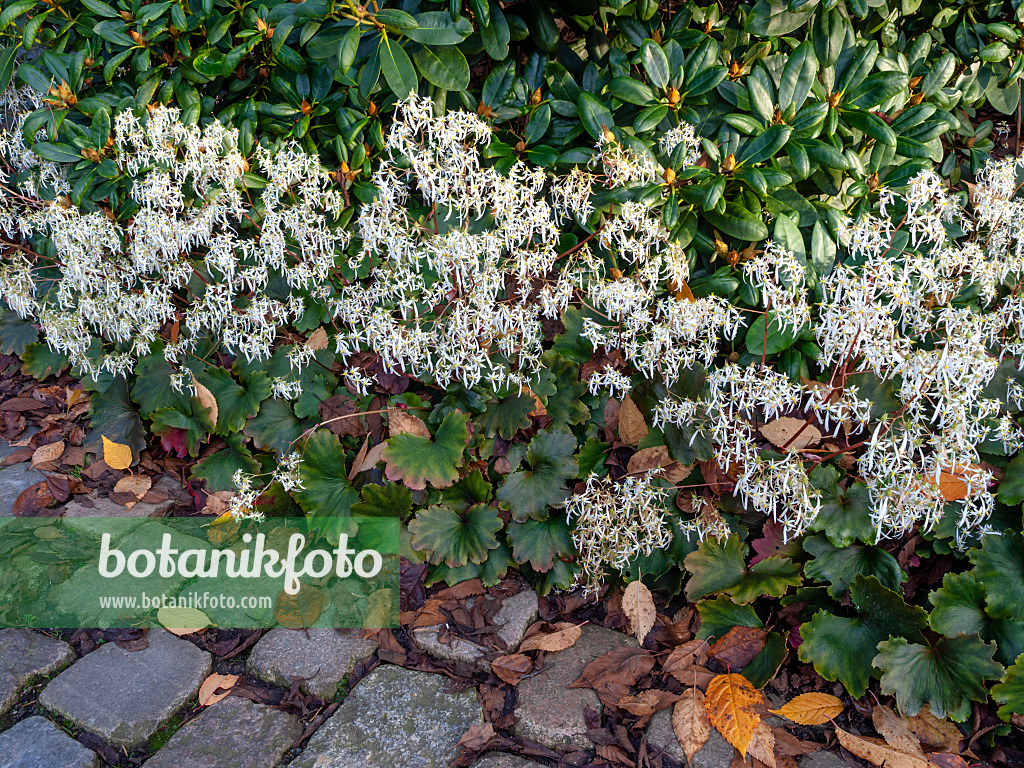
[32,142,82,164]
[577,92,614,140]
[745,311,804,356]
[738,124,792,166]
[778,40,818,114]
[743,632,788,688]
[843,108,897,146]
[541,351,590,427]
[874,635,1003,720]
[0,311,38,354]
[131,352,192,417]
[684,535,747,601]
[198,366,271,435]
[993,656,1024,721]
[477,393,533,439]
[997,452,1024,504]
[352,482,413,519]
[808,466,874,547]
[412,45,469,91]
[409,503,503,567]
[799,575,927,697]
[244,399,307,455]
[480,2,509,60]
[295,430,360,542]
[803,533,904,598]
[150,407,206,457]
[608,76,656,106]
[191,433,259,492]
[507,516,574,572]
[20,342,68,379]
[497,431,577,521]
[846,71,909,110]
[86,378,146,462]
[640,39,669,89]
[927,571,1024,666]
[695,595,763,641]
[729,556,803,604]
[377,34,417,99]
[967,531,1024,622]
[745,0,815,36]
[403,11,473,44]
[703,202,768,242]
[382,410,470,490]
[437,469,492,512]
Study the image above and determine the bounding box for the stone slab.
[0,462,46,517]
[492,591,538,650]
[0,716,98,768]
[514,625,638,749]
[59,476,188,541]
[247,628,378,700]
[473,754,547,767]
[0,629,75,716]
[142,695,301,768]
[39,628,212,749]
[290,664,481,768]
[647,706,736,768]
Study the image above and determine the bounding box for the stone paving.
[0,716,98,768]
[247,628,378,699]
[0,629,74,717]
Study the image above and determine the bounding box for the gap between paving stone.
[0,715,98,768]
[39,628,211,750]
[0,629,75,718]
[290,664,481,768]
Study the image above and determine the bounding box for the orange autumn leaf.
[770,692,844,725]
[705,673,762,756]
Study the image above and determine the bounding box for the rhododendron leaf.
[728,556,802,604]
[696,595,763,641]
[198,367,272,436]
[244,399,308,455]
[294,430,360,542]
[382,410,470,490]
[353,481,413,520]
[874,635,1003,720]
[993,656,1024,721]
[684,535,747,601]
[967,531,1024,622]
[408,503,502,567]
[477,393,533,438]
[151,407,206,456]
[20,342,68,380]
[744,311,804,356]
[808,465,874,547]
[799,576,927,698]
[497,431,577,521]
[507,516,574,572]
[191,433,259,492]
[803,533,904,598]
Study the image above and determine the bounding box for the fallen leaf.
[31,440,65,468]
[926,754,968,768]
[618,394,649,445]
[192,377,218,428]
[705,673,762,756]
[157,606,211,635]
[66,387,85,408]
[626,445,693,482]
[873,704,925,757]
[710,625,767,669]
[834,727,932,768]
[12,481,55,516]
[759,417,821,451]
[568,647,655,708]
[101,435,133,470]
[491,653,533,685]
[198,673,239,706]
[770,692,844,726]
[355,442,387,474]
[623,580,656,644]
[748,721,777,768]
[906,706,962,753]
[933,464,984,501]
[770,725,822,757]
[390,410,431,439]
[673,687,711,762]
[113,474,153,500]
[519,622,582,653]
[274,585,323,628]
[306,327,329,351]
[664,638,710,681]
[349,436,370,482]
[617,689,680,716]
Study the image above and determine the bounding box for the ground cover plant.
[3,0,1024,762]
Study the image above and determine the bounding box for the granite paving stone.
[0,716,98,768]
[0,629,75,716]
[247,628,378,699]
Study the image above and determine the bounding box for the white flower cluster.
[565,471,672,594]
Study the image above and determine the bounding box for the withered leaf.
[759,417,820,452]
[710,625,767,669]
[622,580,656,644]
[769,692,843,726]
[672,687,711,762]
[834,727,932,768]
[705,673,762,756]
[519,622,582,653]
[617,689,680,717]
[872,704,925,757]
[491,653,533,685]
[569,647,656,708]
[618,395,648,445]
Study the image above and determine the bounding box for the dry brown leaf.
[491,653,533,685]
[66,387,85,408]
[932,464,983,502]
[673,687,711,762]
[759,417,821,451]
[349,436,370,482]
[31,440,65,468]
[710,625,766,669]
[926,753,968,768]
[769,692,844,726]
[770,725,822,757]
[355,442,387,474]
[748,721,777,768]
[306,326,329,351]
[568,647,656,708]
[101,436,133,470]
[617,689,680,716]
[622,580,656,643]
[834,727,932,768]
[873,704,925,757]
[618,394,649,445]
[390,410,431,439]
[113,474,153,500]
[192,377,218,428]
[705,673,762,756]
[198,673,239,707]
[519,622,582,653]
[664,638,710,679]
[626,445,693,483]
[906,706,962,753]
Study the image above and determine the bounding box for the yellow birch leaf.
[769,692,844,725]
[101,436,133,470]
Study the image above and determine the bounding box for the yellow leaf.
[705,673,761,756]
[198,673,239,707]
[672,687,711,762]
[618,394,649,445]
[769,692,844,725]
[101,436,133,470]
[834,727,932,768]
[622,580,656,644]
[157,606,211,635]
